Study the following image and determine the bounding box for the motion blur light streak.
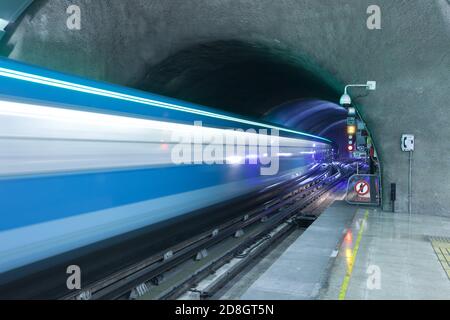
[0,65,331,143]
[0,58,334,294]
[0,99,308,148]
[0,99,299,176]
[277,153,294,157]
[226,156,244,164]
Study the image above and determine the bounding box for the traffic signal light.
[348,107,356,116]
[347,125,356,135]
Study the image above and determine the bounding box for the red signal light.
[347,145,354,152]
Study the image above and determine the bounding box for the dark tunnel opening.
[263,99,349,155]
[136,40,348,153]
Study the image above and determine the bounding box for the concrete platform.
[241,200,450,300]
[241,201,358,299]
[320,209,450,300]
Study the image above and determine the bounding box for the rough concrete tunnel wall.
[1,0,449,215]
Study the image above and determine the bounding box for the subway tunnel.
[2,0,449,215]
[0,0,449,301]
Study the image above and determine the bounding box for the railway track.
[62,162,355,300]
[165,168,349,300]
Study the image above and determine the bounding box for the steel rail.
[62,164,352,300]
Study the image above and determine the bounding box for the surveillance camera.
[340,93,352,105]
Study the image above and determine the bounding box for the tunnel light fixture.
[340,81,377,106]
[340,93,352,105]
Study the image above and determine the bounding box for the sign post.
[401,134,414,215]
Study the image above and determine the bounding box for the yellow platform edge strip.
[430,237,450,281]
[338,210,369,300]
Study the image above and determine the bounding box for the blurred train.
[0,58,333,298]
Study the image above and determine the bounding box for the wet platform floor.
[239,201,450,300]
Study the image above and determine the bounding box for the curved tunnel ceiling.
[0,1,345,140]
[138,40,339,118]
[137,40,345,148]
[0,0,449,214]
[2,17,347,145]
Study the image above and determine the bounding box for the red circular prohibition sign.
[354,180,370,196]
